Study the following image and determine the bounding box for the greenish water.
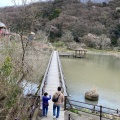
[61,54,120,110]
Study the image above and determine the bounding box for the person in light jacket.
[52,87,64,119]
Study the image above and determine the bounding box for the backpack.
[52,94,61,102]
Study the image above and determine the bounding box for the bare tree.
[6,0,41,83]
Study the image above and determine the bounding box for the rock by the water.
[85,90,99,101]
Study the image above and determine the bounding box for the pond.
[20,80,38,96]
[61,53,120,110]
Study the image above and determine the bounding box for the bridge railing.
[57,51,69,110]
[66,98,120,120]
[38,51,54,117]
[39,51,53,97]
[59,51,74,57]
[29,95,40,120]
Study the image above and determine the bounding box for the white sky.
[0,0,110,7]
[0,0,14,7]
[0,0,39,7]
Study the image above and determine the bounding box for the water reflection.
[61,54,120,109]
[20,80,38,96]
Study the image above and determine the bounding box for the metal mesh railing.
[66,98,120,120]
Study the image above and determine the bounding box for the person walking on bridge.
[42,92,51,117]
[52,87,64,119]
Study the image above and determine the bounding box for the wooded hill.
[0,0,120,49]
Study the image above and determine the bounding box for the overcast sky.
[0,0,39,7]
[0,0,14,7]
[0,0,110,7]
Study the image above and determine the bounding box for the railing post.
[100,106,102,120]
[117,109,119,114]
[64,96,67,110]
[39,96,43,117]
[92,105,95,113]
[68,114,70,120]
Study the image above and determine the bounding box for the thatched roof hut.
[74,47,87,58]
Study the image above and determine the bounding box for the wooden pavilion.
[74,47,87,58]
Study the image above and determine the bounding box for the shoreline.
[86,49,120,58]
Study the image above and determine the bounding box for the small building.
[0,22,6,28]
[0,22,9,36]
[74,47,87,58]
[28,32,35,40]
[0,22,6,36]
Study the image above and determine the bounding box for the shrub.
[49,9,61,20]
[97,34,111,49]
[0,56,13,77]
[69,109,79,114]
[5,85,21,108]
[83,34,111,49]
[54,0,63,4]
[53,41,65,47]
[36,30,46,41]
[117,38,120,47]
[111,24,120,46]
[60,30,74,42]
[83,34,98,48]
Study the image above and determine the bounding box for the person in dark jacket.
[42,92,51,117]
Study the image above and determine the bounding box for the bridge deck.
[40,51,64,120]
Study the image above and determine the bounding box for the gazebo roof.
[0,22,6,28]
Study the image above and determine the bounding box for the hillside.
[0,0,120,119]
[0,0,120,49]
